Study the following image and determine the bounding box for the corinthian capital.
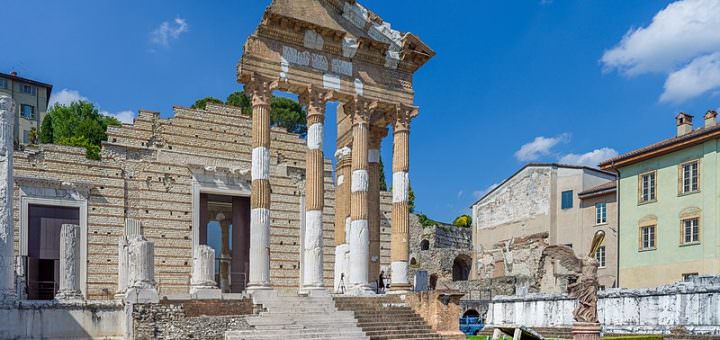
[345,97,377,126]
[244,74,277,107]
[300,86,334,123]
[393,104,417,133]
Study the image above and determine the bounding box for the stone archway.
[420,239,430,251]
[452,254,472,281]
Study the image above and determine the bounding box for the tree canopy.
[39,101,121,160]
[452,214,472,228]
[192,91,307,135]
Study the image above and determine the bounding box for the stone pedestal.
[55,224,83,301]
[0,95,15,304]
[190,245,221,299]
[115,237,129,300]
[125,237,159,304]
[572,322,601,340]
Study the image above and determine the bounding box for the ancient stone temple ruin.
[0,1,472,339]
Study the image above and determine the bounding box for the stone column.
[117,219,142,299]
[190,245,221,299]
[333,146,351,293]
[348,98,374,294]
[0,95,15,304]
[218,213,231,292]
[390,105,414,292]
[368,128,386,284]
[55,224,83,301]
[300,87,331,290]
[125,237,159,303]
[246,77,274,290]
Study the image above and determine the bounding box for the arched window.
[410,257,417,266]
[452,254,472,281]
[463,309,480,318]
[420,239,430,251]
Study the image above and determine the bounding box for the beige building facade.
[0,72,52,145]
[471,163,618,288]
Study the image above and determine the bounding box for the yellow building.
[0,71,53,145]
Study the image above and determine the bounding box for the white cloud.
[150,17,189,47]
[49,89,88,108]
[514,133,569,162]
[49,88,135,124]
[473,183,500,200]
[559,148,619,167]
[101,110,135,124]
[661,52,720,102]
[602,0,720,102]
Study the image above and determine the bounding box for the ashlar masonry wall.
[12,103,393,299]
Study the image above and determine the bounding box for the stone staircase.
[334,295,444,340]
[225,289,369,340]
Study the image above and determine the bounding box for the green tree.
[408,185,416,213]
[226,91,252,115]
[271,97,307,135]
[378,158,388,191]
[452,214,472,228]
[40,101,121,160]
[191,97,223,110]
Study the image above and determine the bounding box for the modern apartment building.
[601,111,720,288]
[0,71,52,145]
[471,163,618,288]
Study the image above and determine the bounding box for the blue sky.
[3,0,720,223]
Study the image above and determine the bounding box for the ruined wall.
[12,103,394,298]
[0,301,125,339]
[486,279,720,336]
[132,299,253,339]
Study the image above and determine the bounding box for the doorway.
[198,194,250,293]
[26,204,80,300]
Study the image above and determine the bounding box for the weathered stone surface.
[0,95,15,304]
[55,224,83,301]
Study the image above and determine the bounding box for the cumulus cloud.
[602,0,720,102]
[150,17,189,47]
[48,88,135,124]
[49,89,89,108]
[514,134,570,162]
[559,148,619,167]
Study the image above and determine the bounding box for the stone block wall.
[486,281,720,336]
[132,299,254,339]
[0,301,125,339]
[12,103,395,298]
[406,291,466,340]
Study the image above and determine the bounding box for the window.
[21,84,36,95]
[595,245,606,268]
[595,202,607,224]
[639,171,656,203]
[680,161,699,194]
[20,104,34,119]
[0,78,7,89]
[682,218,700,244]
[640,225,656,250]
[561,190,573,209]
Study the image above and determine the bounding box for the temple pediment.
[239,0,434,105]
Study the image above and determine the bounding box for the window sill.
[638,200,657,206]
[680,242,700,247]
[678,190,700,197]
[595,222,608,227]
[638,247,656,252]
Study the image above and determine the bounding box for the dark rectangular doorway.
[199,194,250,293]
[26,204,80,300]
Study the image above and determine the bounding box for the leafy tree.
[191,97,223,110]
[453,214,472,228]
[40,101,121,160]
[226,91,252,115]
[408,185,416,213]
[378,158,388,191]
[271,97,307,135]
[416,213,439,228]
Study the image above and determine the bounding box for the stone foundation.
[0,301,125,339]
[486,280,720,336]
[406,291,466,339]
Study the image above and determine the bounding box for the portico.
[237,0,434,294]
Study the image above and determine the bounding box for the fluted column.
[190,245,221,298]
[368,128,386,282]
[246,76,274,290]
[390,105,414,292]
[56,224,83,301]
[348,98,375,294]
[125,236,159,303]
[333,146,351,293]
[0,95,15,304]
[300,87,331,290]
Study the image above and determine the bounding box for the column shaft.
[219,218,231,292]
[391,106,413,291]
[301,87,329,289]
[247,78,273,290]
[368,129,386,283]
[56,224,83,300]
[0,95,14,303]
[333,148,351,292]
[348,99,373,292]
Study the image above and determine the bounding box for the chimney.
[705,110,718,128]
[676,112,693,136]
[10,71,17,77]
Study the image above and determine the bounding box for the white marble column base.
[125,287,159,304]
[190,286,222,299]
